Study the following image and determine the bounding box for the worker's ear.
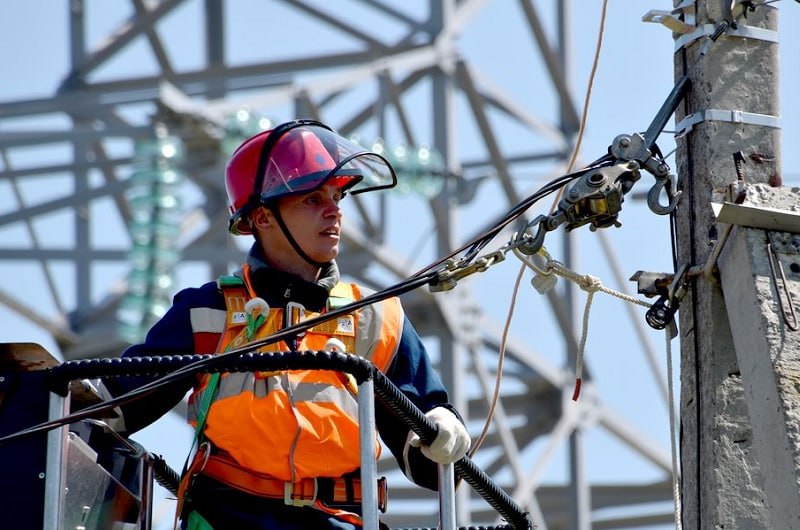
[249,207,274,231]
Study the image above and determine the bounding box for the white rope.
[514,247,683,530]
[514,247,653,400]
[573,273,600,400]
[666,330,683,530]
[552,252,684,525]
[516,246,683,524]
[546,258,652,309]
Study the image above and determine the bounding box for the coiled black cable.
[150,453,181,497]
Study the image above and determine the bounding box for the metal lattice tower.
[0,1,676,528]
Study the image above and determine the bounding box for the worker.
[104,119,471,530]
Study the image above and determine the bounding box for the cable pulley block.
[637,264,691,332]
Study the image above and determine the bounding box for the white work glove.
[408,407,471,464]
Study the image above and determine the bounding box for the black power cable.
[0,165,592,445]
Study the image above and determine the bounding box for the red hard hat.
[225,120,396,235]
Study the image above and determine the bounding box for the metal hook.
[516,215,549,256]
[647,177,682,215]
[766,232,799,331]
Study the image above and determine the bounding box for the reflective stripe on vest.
[189,307,227,353]
[351,283,403,372]
[186,277,403,481]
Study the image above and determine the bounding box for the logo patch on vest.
[231,311,246,324]
[336,316,355,334]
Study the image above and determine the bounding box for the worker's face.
[256,182,344,268]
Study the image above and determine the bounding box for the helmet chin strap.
[268,205,329,270]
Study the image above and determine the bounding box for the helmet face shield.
[226,121,397,235]
[259,124,395,201]
[319,131,398,194]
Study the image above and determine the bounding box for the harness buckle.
[284,479,317,507]
[285,302,306,328]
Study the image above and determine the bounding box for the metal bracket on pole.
[713,200,800,331]
[711,201,800,234]
[643,3,696,35]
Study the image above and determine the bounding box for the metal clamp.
[645,1,778,51]
[675,22,779,51]
[675,109,781,138]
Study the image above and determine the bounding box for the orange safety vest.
[187,273,403,482]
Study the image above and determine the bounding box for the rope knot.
[578,274,602,293]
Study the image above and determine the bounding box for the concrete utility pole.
[671,1,800,528]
